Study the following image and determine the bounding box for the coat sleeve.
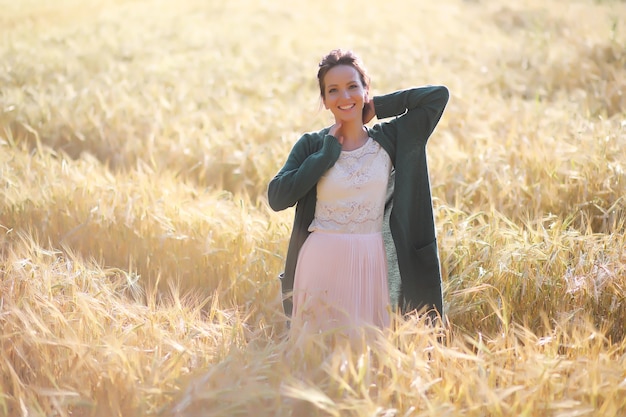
[268,132,342,211]
[373,86,449,144]
[372,86,449,319]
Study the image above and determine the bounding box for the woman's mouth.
[338,104,355,110]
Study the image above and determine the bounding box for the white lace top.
[309,138,392,234]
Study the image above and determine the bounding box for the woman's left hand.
[362,100,376,124]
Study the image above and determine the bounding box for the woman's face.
[322,65,368,124]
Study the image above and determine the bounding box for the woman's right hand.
[329,122,344,145]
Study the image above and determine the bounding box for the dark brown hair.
[317,49,370,98]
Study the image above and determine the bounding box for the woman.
[268,49,449,333]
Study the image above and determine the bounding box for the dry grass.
[1,0,626,415]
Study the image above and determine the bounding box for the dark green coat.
[268,86,449,317]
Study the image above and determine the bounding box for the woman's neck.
[340,121,368,151]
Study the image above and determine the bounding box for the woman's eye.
[349,84,358,89]
[328,88,337,94]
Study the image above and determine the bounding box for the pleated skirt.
[290,231,390,333]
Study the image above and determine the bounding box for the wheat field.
[1,0,625,416]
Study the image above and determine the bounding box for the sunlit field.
[1,0,626,415]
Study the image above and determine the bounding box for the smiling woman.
[267,49,449,337]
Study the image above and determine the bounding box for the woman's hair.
[317,49,370,98]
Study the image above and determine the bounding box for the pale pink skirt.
[290,231,390,333]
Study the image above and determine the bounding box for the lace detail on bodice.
[309,138,391,234]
